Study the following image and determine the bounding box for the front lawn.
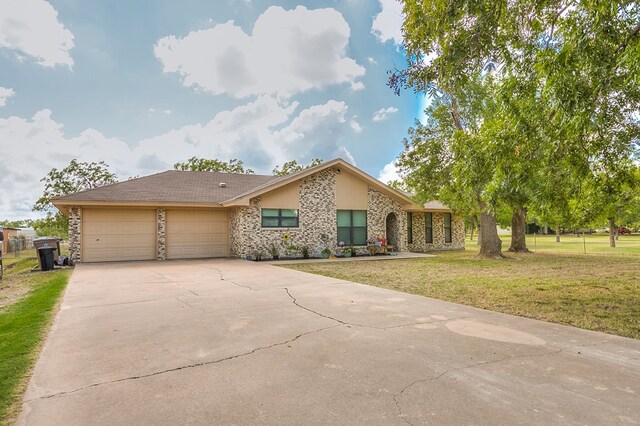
[282,249,640,339]
[0,255,70,423]
[493,233,640,255]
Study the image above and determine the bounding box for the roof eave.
[52,200,226,209]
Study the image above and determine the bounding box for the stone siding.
[229,169,338,259]
[68,207,82,265]
[229,169,422,259]
[157,208,166,260]
[407,212,465,252]
[367,188,407,252]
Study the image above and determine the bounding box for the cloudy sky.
[0,0,424,220]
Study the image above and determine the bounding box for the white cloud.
[367,57,377,65]
[163,109,172,115]
[0,87,15,107]
[372,106,398,122]
[0,98,356,219]
[378,161,400,184]
[350,117,363,133]
[273,99,354,163]
[154,6,365,98]
[0,110,131,218]
[0,0,74,68]
[371,0,404,46]
[350,81,365,91]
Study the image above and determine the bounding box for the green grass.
[0,268,70,424]
[282,246,640,340]
[486,233,640,255]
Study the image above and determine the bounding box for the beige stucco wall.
[336,171,368,210]
[260,181,301,209]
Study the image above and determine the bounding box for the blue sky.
[0,0,425,219]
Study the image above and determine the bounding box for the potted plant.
[320,247,331,259]
[251,250,263,261]
[347,246,355,257]
[343,246,352,258]
[270,244,279,260]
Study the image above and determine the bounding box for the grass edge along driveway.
[0,269,70,425]
[282,251,640,340]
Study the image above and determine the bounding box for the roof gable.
[222,158,420,208]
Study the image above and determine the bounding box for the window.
[407,212,413,244]
[337,210,367,245]
[444,213,452,243]
[261,209,299,228]
[425,212,433,244]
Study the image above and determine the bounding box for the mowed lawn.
[0,254,70,423]
[283,235,640,339]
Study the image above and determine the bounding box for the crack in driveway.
[176,296,205,313]
[202,266,258,292]
[284,287,467,331]
[392,340,612,425]
[28,324,341,403]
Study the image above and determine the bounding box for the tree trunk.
[475,215,481,246]
[608,218,616,248]
[555,227,561,243]
[478,202,503,258]
[470,220,475,241]
[508,207,529,252]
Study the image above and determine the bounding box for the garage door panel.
[83,222,155,235]
[82,209,156,263]
[166,210,229,259]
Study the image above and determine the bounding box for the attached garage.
[82,209,156,262]
[166,209,229,259]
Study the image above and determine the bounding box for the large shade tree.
[392,0,640,256]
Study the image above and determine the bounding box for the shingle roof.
[422,200,451,211]
[53,170,282,204]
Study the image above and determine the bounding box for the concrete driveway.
[19,259,640,425]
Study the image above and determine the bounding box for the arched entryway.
[386,212,399,250]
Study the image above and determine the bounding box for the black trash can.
[38,247,55,271]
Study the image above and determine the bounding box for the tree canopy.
[34,159,118,213]
[32,159,118,238]
[392,0,640,256]
[272,159,323,176]
[174,157,255,174]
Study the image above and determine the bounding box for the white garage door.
[166,210,229,259]
[82,209,156,262]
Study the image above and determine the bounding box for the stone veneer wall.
[367,188,407,253]
[157,208,166,260]
[68,207,82,265]
[407,212,465,252]
[228,170,423,259]
[229,168,337,259]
